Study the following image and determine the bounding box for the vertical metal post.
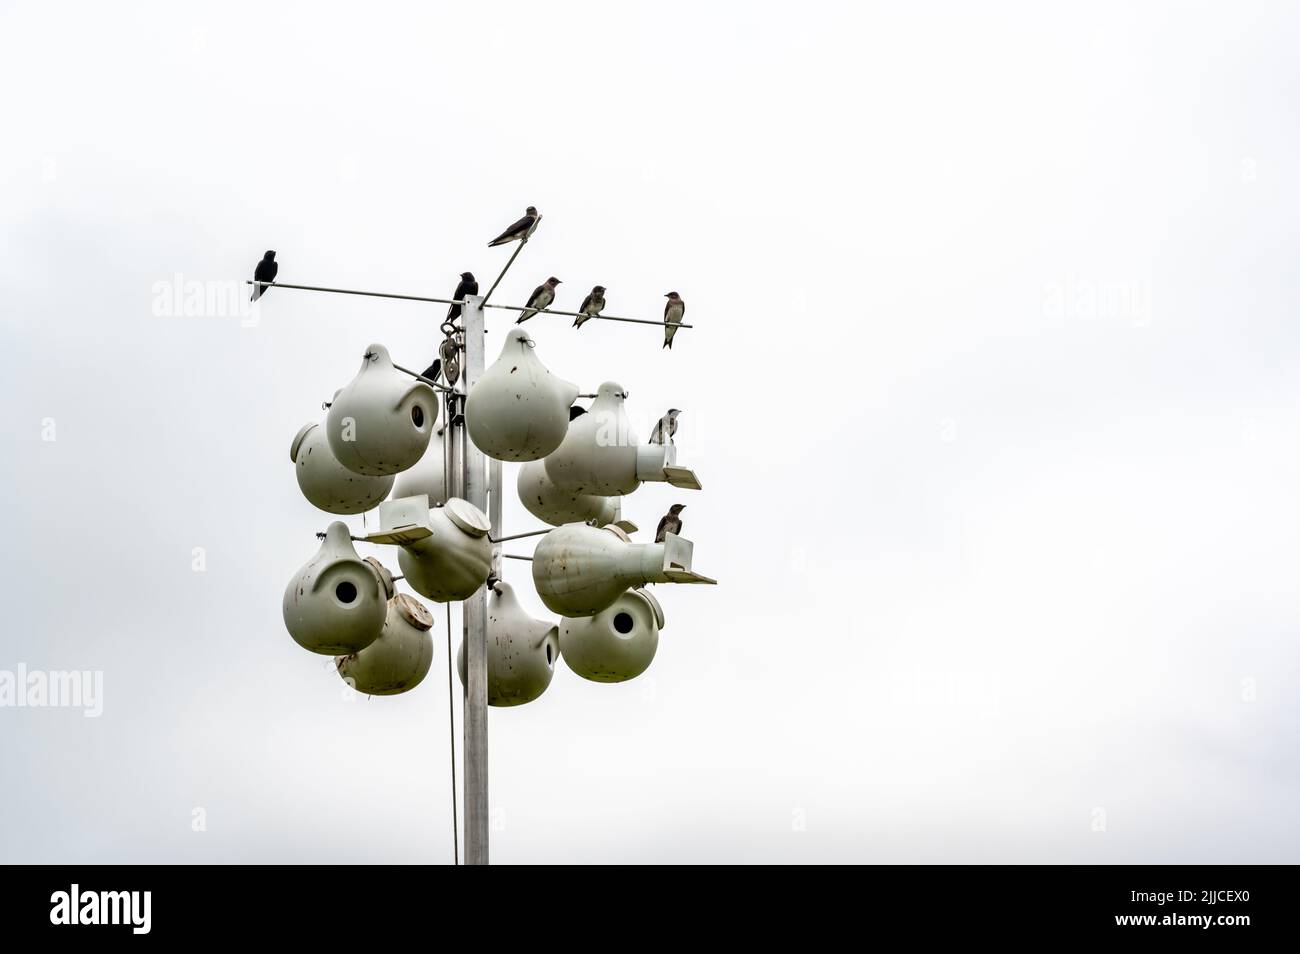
[460,294,490,865]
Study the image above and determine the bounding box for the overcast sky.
[2,0,1298,863]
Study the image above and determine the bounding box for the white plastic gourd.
[398,498,494,602]
[337,593,435,695]
[327,343,438,476]
[560,588,664,683]
[290,421,394,514]
[517,458,620,527]
[465,328,579,461]
[457,581,559,706]
[543,382,639,495]
[391,424,447,506]
[531,522,715,617]
[283,522,388,655]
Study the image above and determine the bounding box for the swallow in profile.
[251,251,277,301]
[663,292,685,349]
[517,277,561,323]
[574,286,606,329]
[655,504,686,543]
[650,409,681,445]
[488,207,540,247]
[447,272,477,322]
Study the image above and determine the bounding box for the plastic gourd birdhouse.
[465,328,579,461]
[283,522,388,655]
[395,497,494,603]
[337,593,435,695]
[391,424,447,507]
[327,343,437,476]
[290,420,395,514]
[560,588,664,683]
[543,382,638,495]
[544,382,703,496]
[517,458,620,527]
[532,522,716,618]
[457,582,559,706]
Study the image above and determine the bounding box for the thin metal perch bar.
[489,528,551,544]
[246,280,693,328]
[481,237,528,306]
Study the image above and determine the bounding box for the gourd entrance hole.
[613,612,634,634]
[411,405,425,427]
[336,581,358,604]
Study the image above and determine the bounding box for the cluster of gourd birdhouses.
[280,235,713,707]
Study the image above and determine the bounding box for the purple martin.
[447,272,477,322]
[574,285,606,329]
[488,206,541,247]
[655,504,686,543]
[517,277,561,323]
[663,291,685,349]
[251,250,277,301]
[650,409,681,445]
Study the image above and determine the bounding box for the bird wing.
[527,284,546,307]
[489,214,533,245]
[579,293,595,314]
[656,515,670,538]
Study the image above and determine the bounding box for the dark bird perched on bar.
[518,277,561,323]
[574,286,606,329]
[655,504,686,543]
[650,409,681,445]
[488,206,540,247]
[251,251,277,301]
[663,291,685,349]
[447,272,477,322]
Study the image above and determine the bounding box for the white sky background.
[2,0,1298,863]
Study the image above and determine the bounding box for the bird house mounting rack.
[263,207,714,866]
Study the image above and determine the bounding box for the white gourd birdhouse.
[391,424,447,507]
[531,522,716,618]
[517,458,620,527]
[282,522,388,655]
[560,588,664,683]
[337,593,435,695]
[327,343,438,476]
[544,382,704,496]
[465,328,579,461]
[290,420,394,514]
[543,382,638,495]
[396,497,494,603]
[457,581,559,706]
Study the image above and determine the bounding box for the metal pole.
[460,294,490,865]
